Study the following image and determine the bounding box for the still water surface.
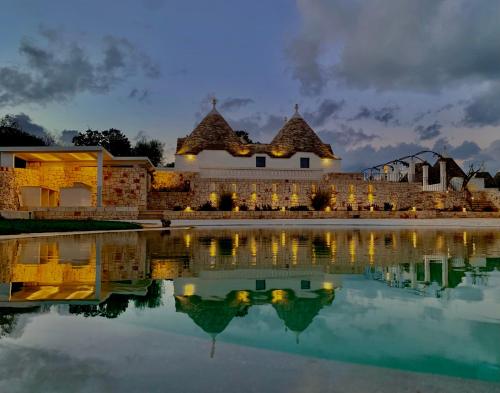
[0,227,499,392]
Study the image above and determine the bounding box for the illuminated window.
[256,156,266,167]
[300,157,310,168]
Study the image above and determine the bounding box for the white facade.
[175,150,341,179]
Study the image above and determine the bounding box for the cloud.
[463,83,500,126]
[219,97,254,112]
[3,113,54,142]
[128,88,150,103]
[414,122,442,140]
[0,30,160,107]
[285,36,328,96]
[319,124,379,148]
[229,113,285,143]
[303,99,344,127]
[59,130,79,145]
[350,106,400,125]
[289,0,500,93]
[450,140,481,159]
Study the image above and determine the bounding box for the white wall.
[175,150,341,174]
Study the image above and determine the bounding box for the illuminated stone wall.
[147,171,470,211]
[0,163,149,210]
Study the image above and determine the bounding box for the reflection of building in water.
[0,232,148,306]
[145,228,500,279]
[174,269,336,356]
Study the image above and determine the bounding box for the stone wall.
[31,207,138,220]
[152,170,196,191]
[147,172,470,212]
[0,163,149,210]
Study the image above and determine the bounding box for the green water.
[1,227,499,389]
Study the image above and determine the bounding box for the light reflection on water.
[0,228,500,383]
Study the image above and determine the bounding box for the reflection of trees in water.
[69,280,164,318]
[0,307,40,338]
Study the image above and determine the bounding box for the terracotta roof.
[176,109,243,156]
[270,113,336,159]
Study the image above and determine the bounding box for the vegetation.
[289,205,310,211]
[132,138,165,166]
[197,201,217,211]
[218,192,235,211]
[72,128,164,165]
[0,219,141,236]
[309,189,331,211]
[235,130,253,144]
[0,115,52,146]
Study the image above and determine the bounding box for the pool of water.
[1,227,500,392]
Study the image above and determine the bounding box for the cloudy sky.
[0,0,499,172]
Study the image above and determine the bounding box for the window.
[256,156,266,167]
[301,280,311,290]
[300,157,310,168]
[256,280,266,291]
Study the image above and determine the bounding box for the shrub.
[218,192,235,211]
[347,204,353,211]
[256,204,278,211]
[309,189,331,211]
[239,204,249,211]
[289,205,309,211]
[197,201,217,211]
[383,202,393,211]
[173,205,184,211]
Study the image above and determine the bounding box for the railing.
[422,183,444,192]
[363,172,403,182]
[199,168,325,180]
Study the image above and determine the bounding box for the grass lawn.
[0,219,142,235]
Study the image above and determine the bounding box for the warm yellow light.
[463,231,467,246]
[271,237,278,264]
[462,207,467,212]
[368,193,374,204]
[281,231,286,247]
[412,231,417,248]
[209,192,218,205]
[234,206,239,212]
[323,282,334,290]
[292,238,298,264]
[369,206,374,212]
[183,284,195,296]
[272,150,284,157]
[325,206,331,212]
[236,290,250,303]
[349,237,356,263]
[281,206,286,212]
[185,154,196,161]
[210,239,217,257]
[291,193,299,207]
[368,232,375,264]
[251,192,257,202]
[272,289,287,303]
[412,206,417,212]
[321,158,331,166]
[184,206,192,212]
[184,233,191,248]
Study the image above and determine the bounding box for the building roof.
[0,146,155,171]
[175,107,244,156]
[176,103,339,159]
[270,106,335,159]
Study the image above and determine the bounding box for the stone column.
[408,158,415,183]
[97,150,103,207]
[424,257,430,283]
[439,160,447,191]
[422,165,429,187]
[0,152,15,168]
[442,257,448,288]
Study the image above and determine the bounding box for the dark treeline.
[0,115,165,166]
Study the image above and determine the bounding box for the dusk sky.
[1,0,499,172]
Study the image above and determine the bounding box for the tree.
[72,128,132,156]
[462,162,485,190]
[235,130,253,144]
[0,115,51,146]
[133,138,164,166]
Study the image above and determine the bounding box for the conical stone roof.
[176,106,244,156]
[270,107,335,159]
